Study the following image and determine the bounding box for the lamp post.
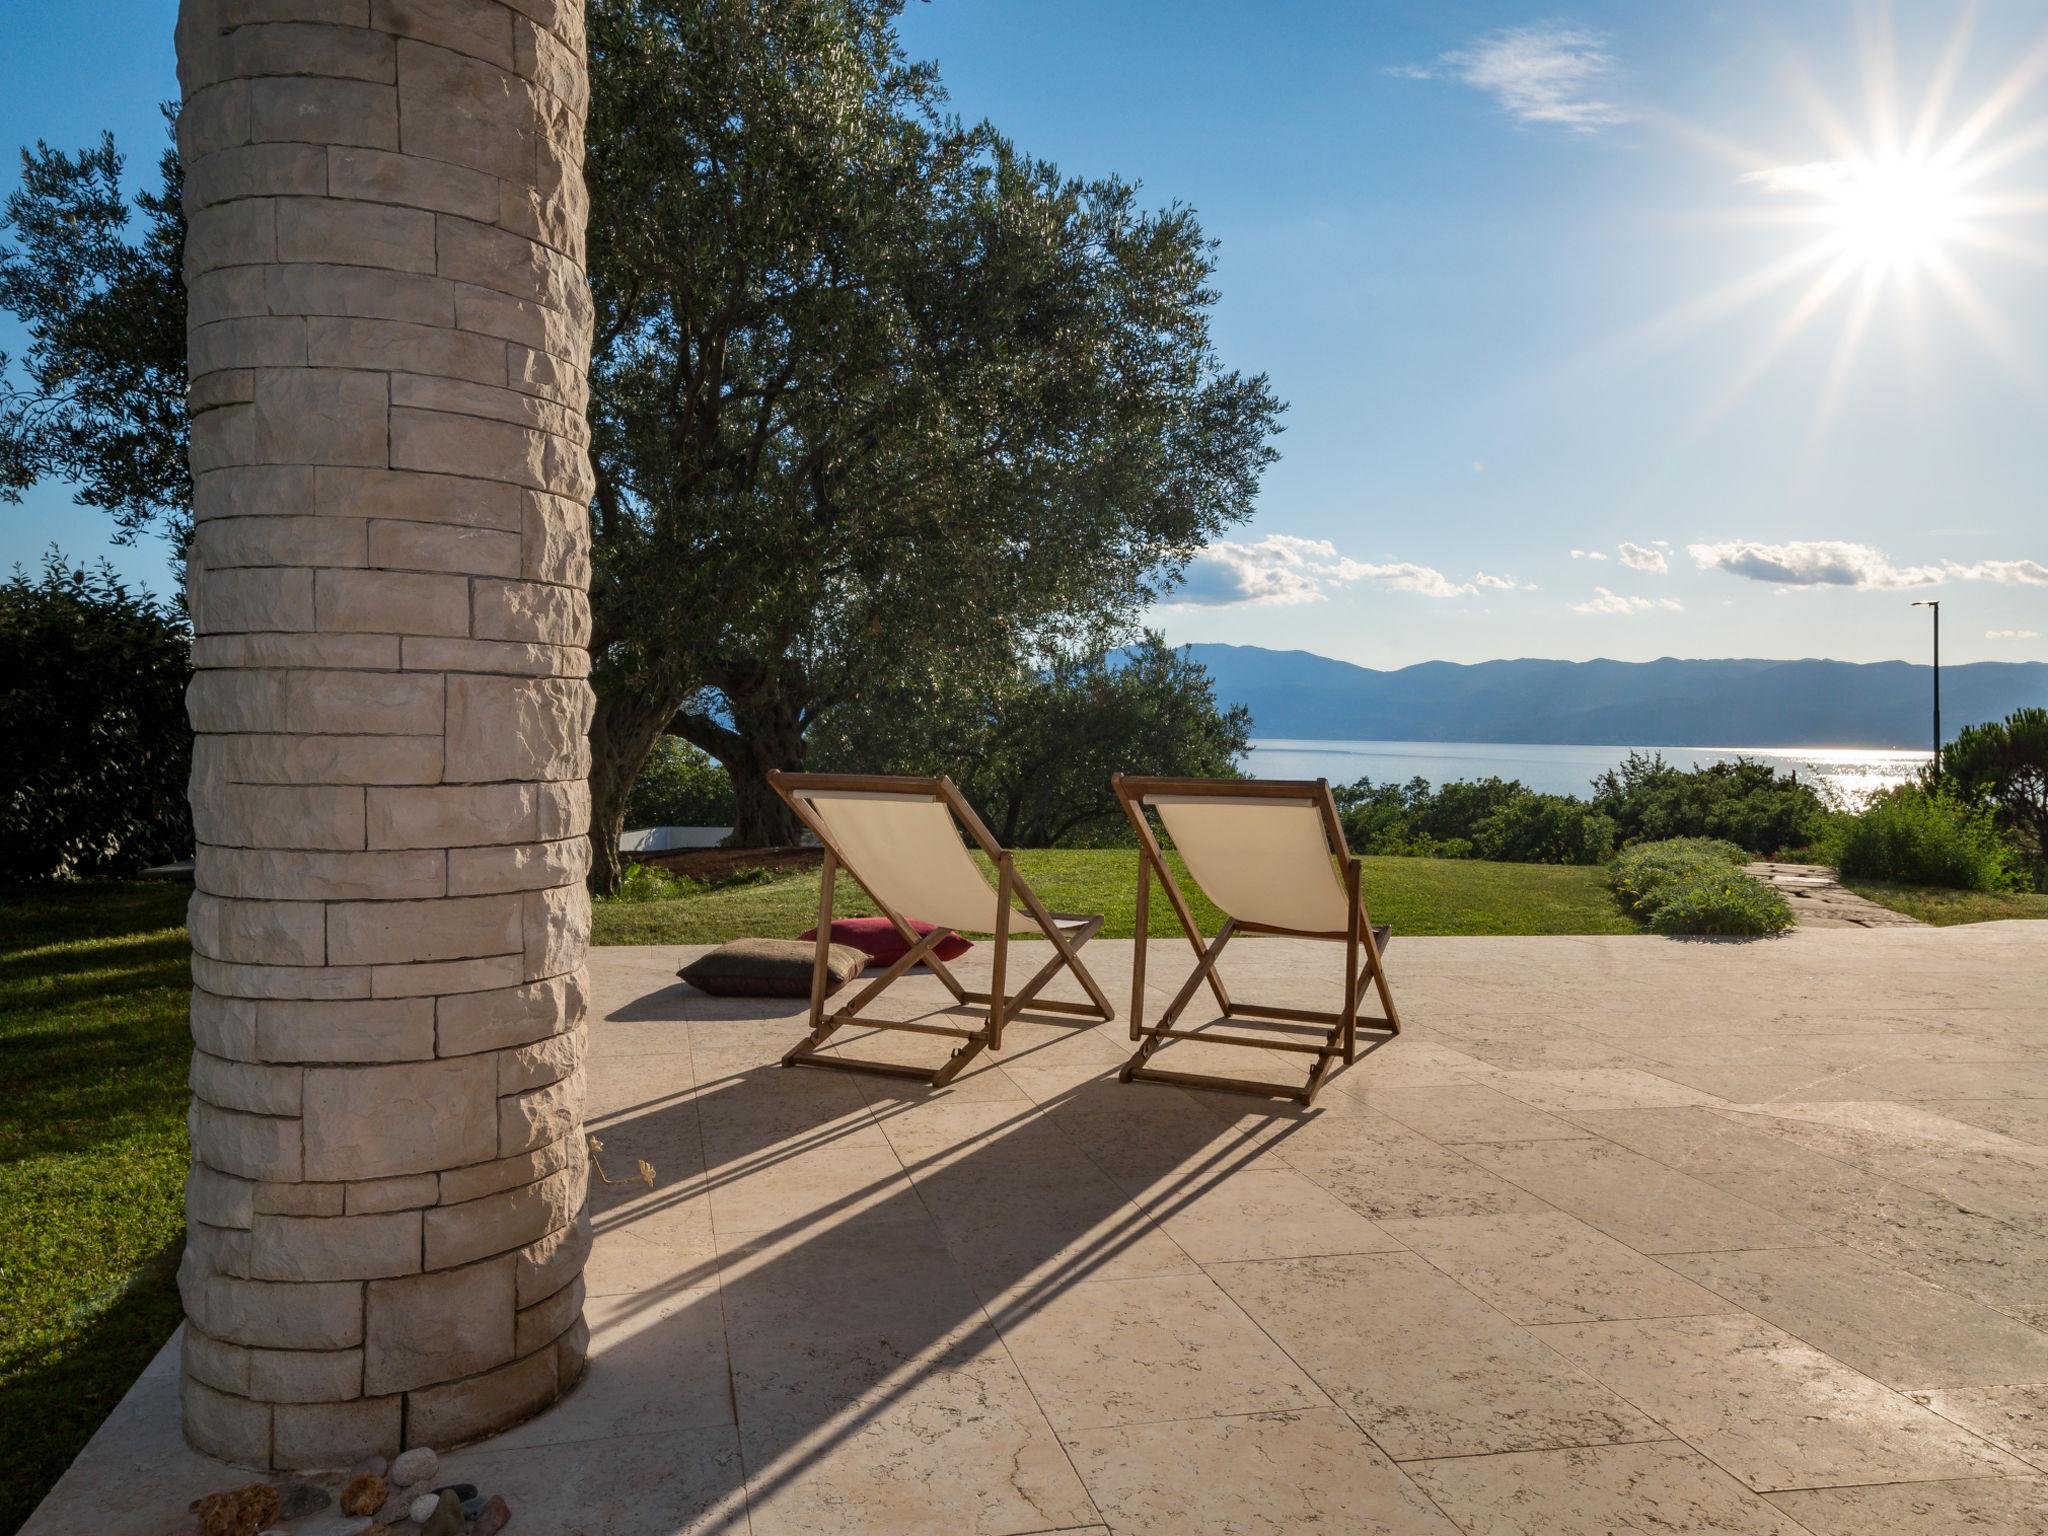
[1911,599,1941,779]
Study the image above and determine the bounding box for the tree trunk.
[586,679,684,895]
[723,690,808,846]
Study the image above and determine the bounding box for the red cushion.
[797,916,973,964]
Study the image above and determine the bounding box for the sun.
[1821,156,1965,271]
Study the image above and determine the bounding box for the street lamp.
[1911,599,1941,779]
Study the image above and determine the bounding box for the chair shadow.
[564,967,1335,1529]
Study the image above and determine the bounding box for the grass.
[1842,880,2048,927]
[0,880,192,1536]
[593,848,1640,944]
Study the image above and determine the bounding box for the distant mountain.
[1181,644,2048,749]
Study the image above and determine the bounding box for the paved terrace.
[29,923,2048,1535]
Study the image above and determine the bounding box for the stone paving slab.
[24,922,2048,1535]
[1747,862,1925,928]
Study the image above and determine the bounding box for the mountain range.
[1183,644,2048,748]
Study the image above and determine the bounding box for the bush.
[1590,752,1829,854]
[0,555,191,880]
[624,736,736,828]
[1943,707,2048,871]
[1471,794,1616,865]
[1828,784,2029,892]
[1610,838,1792,936]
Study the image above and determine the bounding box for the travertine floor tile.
[1408,1439,1811,1535]
[991,1271,1328,1432]
[1209,1252,1659,1459]
[1280,1132,1551,1222]
[1765,1474,2048,1535]
[488,1290,731,1448]
[1923,1097,2048,1145]
[1912,1382,2048,1470]
[703,1140,911,1231]
[441,1424,748,1535]
[1538,1312,2027,1491]
[1469,1067,1723,1112]
[1380,1210,1737,1324]
[1360,1082,1586,1143]
[1062,1408,1457,1534]
[1458,1137,1815,1254]
[1667,1246,2048,1390]
[1126,1166,1402,1263]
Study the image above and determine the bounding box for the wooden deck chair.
[767,772,1116,1087]
[1112,775,1400,1106]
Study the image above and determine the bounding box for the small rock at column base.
[389,1445,439,1487]
[472,1493,512,1536]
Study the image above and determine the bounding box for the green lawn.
[1843,880,2048,927]
[0,881,192,1535]
[594,848,1639,945]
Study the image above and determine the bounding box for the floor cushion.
[678,938,868,998]
[798,916,973,965]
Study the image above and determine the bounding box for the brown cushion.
[678,938,868,998]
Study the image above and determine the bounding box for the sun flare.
[1821,156,1964,270]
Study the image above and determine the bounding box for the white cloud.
[1475,571,1537,590]
[1570,586,1683,616]
[1617,541,1668,573]
[1170,535,1475,607]
[1688,540,2048,590]
[1987,628,2043,640]
[1432,26,1631,131]
[1569,548,1608,561]
[1740,160,1854,197]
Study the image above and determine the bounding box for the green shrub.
[1610,837,1791,937]
[624,736,735,829]
[1943,707,2048,872]
[1590,752,1829,855]
[1471,794,1616,865]
[604,863,702,903]
[1828,785,2029,892]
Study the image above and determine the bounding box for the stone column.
[174,0,595,1469]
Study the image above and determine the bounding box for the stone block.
[251,367,389,467]
[389,406,584,494]
[229,21,397,82]
[367,519,521,578]
[250,1210,422,1280]
[424,1161,577,1269]
[446,837,587,897]
[183,1375,273,1466]
[516,12,586,114]
[191,462,314,519]
[471,577,589,645]
[402,1342,556,1449]
[204,782,366,851]
[555,1311,588,1391]
[303,1054,498,1180]
[389,371,585,439]
[189,1098,303,1181]
[313,567,471,636]
[436,968,582,1056]
[519,489,589,585]
[313,465,524,530]
[181,79,253,158]
[194,566,316,633]
[191,953,370,1002]
[248,1345,365,1403]
[508,347,586,411]
[497,1064,583,1156]
[185,198,277,276]
[435,212,571,307]
[192,632,402,670]
[396,39,535,182]
[191,988,261,1058]
[220,0,370,22]
[363,1254,515,1394]
[196,513,368,570]
[198,847,446,903]
[513,1200,588,1306]
[249,76,398,150]
[184,1327,254,1394]
[188,1218,256,1280]
[514,1270,581,1355]
[187,402,255,475]
[185,142,330,210]
[345,1171,440,1213]
[307,314,507,385]
[373,0,516,68]
[521,882,589,983]
[189,264,272,325]
[445,673,590,782]
[192,1051,306,1117]
[496,1024,581,1094]
[218,731,444,786]
[190,369,257,412]
[537,779,590,839]
[370,953,524,999]
[327,894,523,966]
[186,892,327,968]
[276,195,434,271]
[273,1395,402,1468]
[188,1162,258,1230]
[190,667,445,736]
[367,783,539,849]
[453,280,583,358]
[437,1134,570,1206]
[253,1180,346,1216]
[199,1273,365,1350]
[254,995,438,1064]
[401,636,583,676]
[266,261,456,325]
[192,315,310,373]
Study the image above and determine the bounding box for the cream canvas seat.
[768,772,1116,1087]
[1112,774,1400,1106]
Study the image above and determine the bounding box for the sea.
[1241,739,1932,810]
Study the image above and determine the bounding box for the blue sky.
[5,1,2046,667]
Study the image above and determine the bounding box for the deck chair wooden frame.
[1112,774,1400,1106]
[767,771,1116,1088]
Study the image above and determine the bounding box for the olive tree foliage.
[0,121,189,550]
[1944,707,2048,868]
[583,0,1282,873]
[811,635,1253,847]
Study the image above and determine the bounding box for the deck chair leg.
[1120,921,1234,1084]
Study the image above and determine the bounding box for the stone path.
[27,923,2048,1535]
[1747,861,1924,928]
